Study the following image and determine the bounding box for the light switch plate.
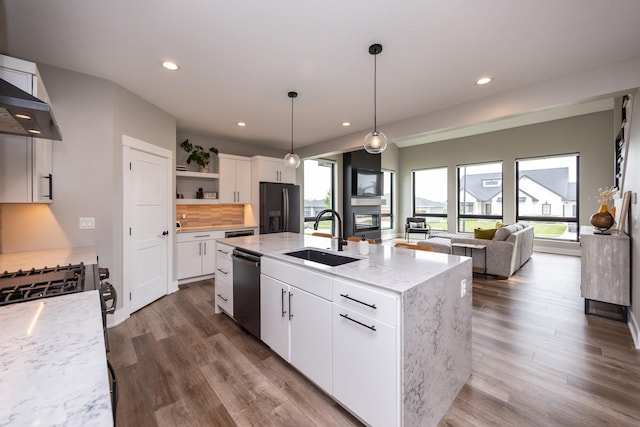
[79,217,95,229]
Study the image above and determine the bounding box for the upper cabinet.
[219,154,251,204]
[253,156,296,184]
[0,55,54,203]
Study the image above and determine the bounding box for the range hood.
[0,78,62,141]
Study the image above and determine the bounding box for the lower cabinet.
[176,231,222,280]
[332,305,398,426]
[260,262,332,393]
[214,242,234,315]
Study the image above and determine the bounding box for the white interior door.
[124,138,171,313]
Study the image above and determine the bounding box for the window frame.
[303,159,336,234]
[412,167,448,230]
[457,161,503,233]
[515,153,580,242]
[381,169,393,230]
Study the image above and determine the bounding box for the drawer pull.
[339,293,377,309]
[339,313,376,331]
[217,249,229,255]
[195,234,211,238]
[289,292,293,320]
[216,293,228,302]
[217,268,228,275]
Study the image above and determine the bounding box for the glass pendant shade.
[284,152,301,168]
[364,130,387,154]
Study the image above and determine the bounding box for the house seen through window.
[457,162,503,232]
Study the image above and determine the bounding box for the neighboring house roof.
[463,168,576,202]
[415,197,445,208]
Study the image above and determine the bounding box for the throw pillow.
[474,228,498,239]
[415,222,425,228]
[409,222,419,228]
[496,221,508,228]
[493,227,512,241]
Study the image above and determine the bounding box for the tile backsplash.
[176,204,245,228]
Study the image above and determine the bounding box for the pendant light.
[284,91,301,168]
[363,43,387,154]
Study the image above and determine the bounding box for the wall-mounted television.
[352,168,383,197]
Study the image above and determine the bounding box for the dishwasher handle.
[232,249,262,265]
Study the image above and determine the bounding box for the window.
[303,159,336,234]
[458,162,503,232]
[381,170,393,230]
[413,167,447,230]
[516,154,579,241]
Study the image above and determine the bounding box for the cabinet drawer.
[215,242,234,261]
[333,278,399,326]
[177,231,224,243]
[215,257,232,283]
[262,257,332,300]
[215,279,233,315]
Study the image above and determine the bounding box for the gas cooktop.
[0,263,85,306]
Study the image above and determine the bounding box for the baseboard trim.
[107,308,129,328]
[629,309,640,349]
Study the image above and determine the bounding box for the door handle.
[198,242,202,256]
[203,241,207,255]
[44,174,53,200]
[281,288,287,317]
[288,291,293,320]
[162,230,169,236]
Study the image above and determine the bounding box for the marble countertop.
[217,233,468,293]
[0,247,98,273]
[0,290,113,426]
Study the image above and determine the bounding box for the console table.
[580,226,630,321]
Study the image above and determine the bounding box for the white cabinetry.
[219,154,251,203]
[0,55,53,203]
[176,231,223,281]
[253,156,296,184]
[260,257,332,393]
[214,242,234,315]
[332,278,400,427]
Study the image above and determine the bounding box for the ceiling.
[3,0,640,152]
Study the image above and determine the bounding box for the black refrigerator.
[259,182,300,234]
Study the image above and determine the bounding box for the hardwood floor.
[108,253,640,426]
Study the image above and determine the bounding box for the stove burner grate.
[0,263,85,306]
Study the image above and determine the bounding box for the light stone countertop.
[0,290,113,426]
[0,246,97,273]
[217,232,468,294]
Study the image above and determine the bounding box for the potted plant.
[180,139,218,172]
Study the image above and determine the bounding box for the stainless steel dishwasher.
[232,248,262,339]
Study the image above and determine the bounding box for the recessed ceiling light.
[162,61,180,71]
[15,113,32,120]
[476,77,492,85]
[237,122,247,127]
[342,122,351,127]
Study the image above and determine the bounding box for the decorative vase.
[199,165,209,173]
[590,211,614,232]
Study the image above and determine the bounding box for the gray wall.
[176,130,284,162]
[398,111,614,253]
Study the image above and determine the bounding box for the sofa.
[418,222,534,278]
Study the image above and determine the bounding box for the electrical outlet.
[460,279,467,298]
[182,214,187,219]
[79,217,95,229]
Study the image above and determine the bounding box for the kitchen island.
[216,233,472,427]
[0,290,113,426]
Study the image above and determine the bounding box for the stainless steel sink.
[284,249,361,267]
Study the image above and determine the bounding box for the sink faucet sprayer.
[313,209,347,251]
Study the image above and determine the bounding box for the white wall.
[398,111,614,254]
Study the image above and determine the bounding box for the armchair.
[405,217,431,242]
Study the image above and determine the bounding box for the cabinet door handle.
[281,288,287,317]
[216,293,228,302]
[203,242,207,255]
[44,173,53,200]
[216,268,228,275]
[198,242,202,256]
[339,293,377,309]
[339,313,377,331]
[288,291,293,320]
[217,249,228,255]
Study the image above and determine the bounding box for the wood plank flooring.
[108,253,640,426]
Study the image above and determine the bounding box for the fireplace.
[353,213,380,233]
